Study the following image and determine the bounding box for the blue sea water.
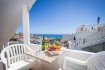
[34,34,62,39]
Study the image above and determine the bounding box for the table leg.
[35,59,42,70]
[41,59,60,70]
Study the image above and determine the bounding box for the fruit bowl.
[45,45,60,55]
[47,50,60,55]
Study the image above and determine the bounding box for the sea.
[34,34,63,39]
[17,34,63,44]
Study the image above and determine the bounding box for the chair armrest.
[63,57,87,70]
[61,48,95,61]
[64,57,87,65]
[1,47,8,69]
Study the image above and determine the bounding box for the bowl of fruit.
[45,45,61,56]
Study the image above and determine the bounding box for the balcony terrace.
[0,0,105,70]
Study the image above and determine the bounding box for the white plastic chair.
[62,49,95,70]
[63,49,105,70]
[87,51,105,70]
[1,44,36,70]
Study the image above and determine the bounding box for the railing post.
[7,42,9,46]
[2,45,4,50]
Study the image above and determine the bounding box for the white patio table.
[25,50,64,70]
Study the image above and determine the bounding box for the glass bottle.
[42,36,45,50]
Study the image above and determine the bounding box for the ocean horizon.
[34,34,62,39]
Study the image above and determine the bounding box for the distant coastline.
[34,34,62,39]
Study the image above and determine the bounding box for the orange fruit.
[57,46,60,49]
[55,49,60,51]
[47,48,50,51]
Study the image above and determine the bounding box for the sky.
[17,0,105,34]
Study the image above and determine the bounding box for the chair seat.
[64,67,75,70]
[64,67,86,70]
[8,59,36,70]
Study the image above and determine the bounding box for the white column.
[22,5,30,45]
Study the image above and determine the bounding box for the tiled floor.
[0,62,4,70]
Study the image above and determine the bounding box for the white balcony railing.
[77,24,105,33]
[70,29,105,50]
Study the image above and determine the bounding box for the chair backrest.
[87,51,105,70]
[1,44,31,69]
